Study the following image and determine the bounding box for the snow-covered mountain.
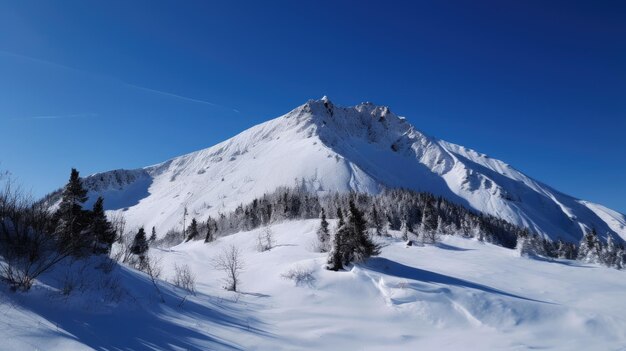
[63,97,625,242]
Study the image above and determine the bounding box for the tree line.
[178,184,625,270]
[180,185,522,247]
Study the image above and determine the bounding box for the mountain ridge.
[46,97,626,243]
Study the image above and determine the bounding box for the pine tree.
[205,216,217,243]
[370,205,383,236]
[435,215,445,235]
[577,229,602,263]
[381,213,391,237]
[327,208,346,271]
[131,227,149,257]
[615,244,626,270]
[400,219,409,241]
[337,208,345,227]
[529,233,547,257]
[343,200,379,264]
[149,226,157,243]
[54,168,90,254]
[420,204,437,244]
[602,233,618,267]
[186,218,199,241]
[556,239,572,259]
[317,208,330,252]
[90,196,115,254]
[476,226,485,242]
[460,217,472,237]
[516,229,532,257]
[543,238,557,258]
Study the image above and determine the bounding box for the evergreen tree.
[435,215,445,235]
[54,168,90,254]
[131,227,149,257]
[343,200,379,264]
[337,208,345,227]
[400,219,409,241]
[381,213,391,237]
[577,228,602,263]
[602,233,618,267]
[542,237,557,258]
[317,208,330,252]
[370,205,383,236]
[516,229,532,257]
[515,229,546,257]
[476,227,485,242]
[186,218,199,241]
[205,216,217,243]
[460,217,472,237]
[556,239,574,259]
[615,244,626,270]
[327,208,346,271]
[149,226,157,243]
[530,233,547,257]
[90,196,115,254]
[420,204,437,244]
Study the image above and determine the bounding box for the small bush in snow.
[256,226,275,252]
[172,263,196,295]
[100,275,125,303]
[60,261,90,296]
[143,254,165,302]
[281,265,316,287]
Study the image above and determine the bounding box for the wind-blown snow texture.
[3,221,626,350]
[73,97,625,242]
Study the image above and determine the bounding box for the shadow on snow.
[8,262,275,351]
[365,257,553,304]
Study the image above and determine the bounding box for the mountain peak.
[290,98,413,153]
[294,97,405,134]
[61,98,625,244]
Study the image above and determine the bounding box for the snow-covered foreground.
[2,220,626,350]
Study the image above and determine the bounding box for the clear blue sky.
[0,1,624,213]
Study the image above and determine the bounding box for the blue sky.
[0,1,625,213]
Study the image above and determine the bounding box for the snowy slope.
[4,220,626,350]
[64,97,625,242]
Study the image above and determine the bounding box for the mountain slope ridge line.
[43,97,626,242]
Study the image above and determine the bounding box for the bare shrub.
[143,255,164,303]
[60,261,90,296]
[172,263,196,295]
[109,214,138,265]
[213,245,244,292]
[100,274,125,303]
[256,226,275,252]
[110,241,133,267]
[281,265,315,287]
[108,212,126,244]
